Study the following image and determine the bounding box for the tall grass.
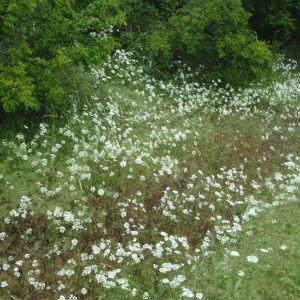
[0,51,299,299]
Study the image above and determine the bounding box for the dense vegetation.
[122,0,275,83]
[1,0,299,114]
[242,0,300,42]
[0,50,300,299]
[0,0,125,113]
[0,1,300,300]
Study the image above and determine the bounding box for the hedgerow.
[0,0,125,113]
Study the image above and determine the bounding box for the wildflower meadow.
[0,50,299,299]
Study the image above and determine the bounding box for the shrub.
[119,0,189,50]
[242,0,300,43]
[0,0,125,113]
[146,0,274,84]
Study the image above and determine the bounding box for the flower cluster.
[0,51,299,299]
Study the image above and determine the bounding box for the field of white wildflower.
[0,50,299,299]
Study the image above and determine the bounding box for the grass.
[188,198,300,300]
[0,51,300,299]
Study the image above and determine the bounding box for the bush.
[146,0,274,84]
[242,0,300,43]
[0,0,125,113]
[119,0,189,50]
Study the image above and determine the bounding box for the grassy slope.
[188,198,300,300]
[0,53,300,299]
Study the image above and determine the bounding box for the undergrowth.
[0,51,299,299]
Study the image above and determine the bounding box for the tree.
[242,0,300,43]
[146,0,274,84]
[0,0,125,113]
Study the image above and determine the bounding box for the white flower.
[169,275,186,288]
[230,250,240,257]
[92,245,101,255]
[131,288,137,296]
[259,248,269,253]
[238,270,245,277]
[98,189,105,196]
[59,226,65,233]
[181,287,194,298]
[196,292,203,299]
[71,239,78,248]
[135,157,143,164]
[120,160,127,167]
[0,232,7,241]
[159,263,181,273]
[280,244,288,250]
[246,255,259,263]
[0,281,8,288]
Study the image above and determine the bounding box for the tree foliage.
[0,0,125,113]
[144,0,274,83]
[242,0,300,43]
[1,0,299,114]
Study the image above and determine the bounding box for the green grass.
[0,53,300,299]
[187,198,300,300]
